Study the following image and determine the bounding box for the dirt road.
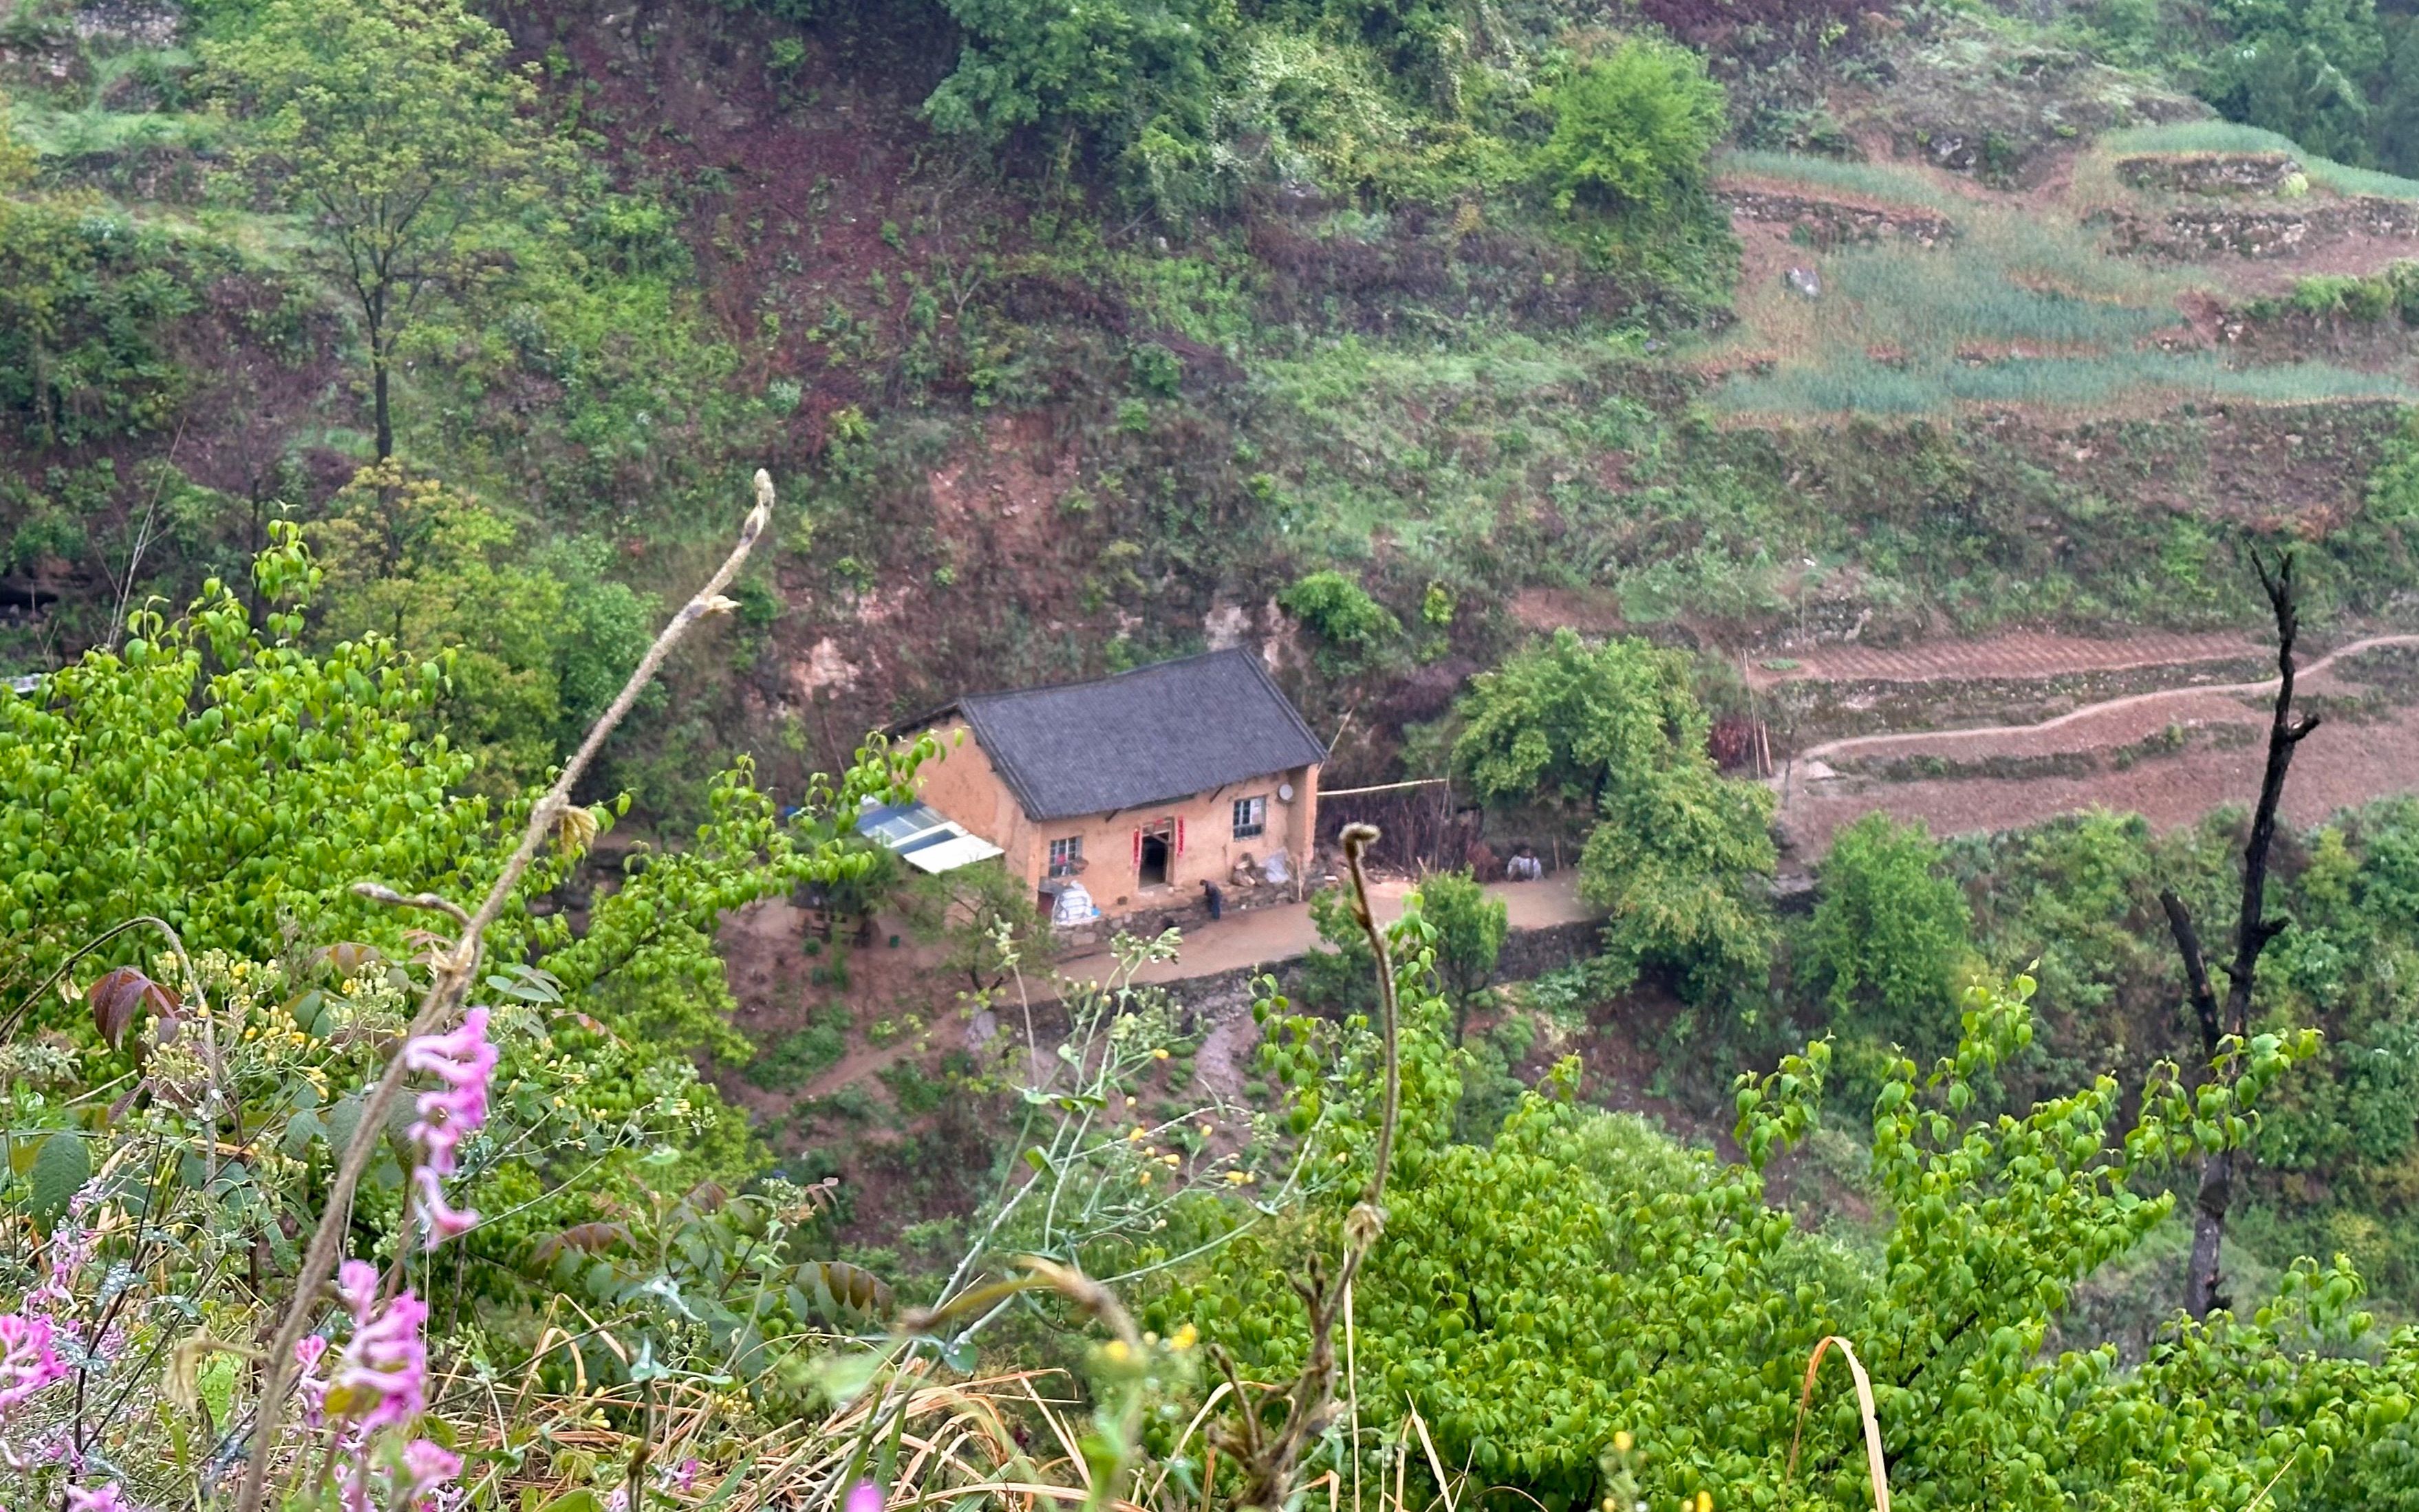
[1057,871,1594,988]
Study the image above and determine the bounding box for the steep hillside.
[5,0,2418,815]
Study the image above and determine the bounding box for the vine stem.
[233,471,776,1512]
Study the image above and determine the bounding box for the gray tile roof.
[924,649,1326,822]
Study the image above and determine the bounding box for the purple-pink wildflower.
[28,1192,99,1315]
[402,1008,496,1250]
[397,1437,462,1511]
[845,1480,883,1512]
[329,1261,429,1434]
[0,1315,66,1415]
[293,1333,333,1428]
[64,1484,134,1512]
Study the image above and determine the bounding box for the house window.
[1049,836,1082,877]
[1232,796,1267,839]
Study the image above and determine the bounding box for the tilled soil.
[1751,628,2261,687]
[1776,639,2419,852]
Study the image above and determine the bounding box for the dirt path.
[1797,634,2419,761]
[1780,702,2419,854]
[1776,635,2419,854]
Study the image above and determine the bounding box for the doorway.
[1139,830,1170,887]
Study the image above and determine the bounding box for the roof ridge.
[956,645,1256,708]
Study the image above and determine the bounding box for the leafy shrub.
[1280,569,1399,672]
[1169,964,2377,1511]
[1531,39,1726,216]
[0,198,210,447]
[1804,812,1973,1057]
[1419,868,1507,1037]
[921,0,1226,215]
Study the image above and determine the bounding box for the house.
[899,649,1326,920]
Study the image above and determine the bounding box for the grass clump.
[745,1005,852,1091]
[1717,149,1965,213]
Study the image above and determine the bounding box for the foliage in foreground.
[1171,964,2419,1511]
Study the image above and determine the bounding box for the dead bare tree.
[2158,549,2319,1320]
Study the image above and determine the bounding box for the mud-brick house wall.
[900,649,1325,920]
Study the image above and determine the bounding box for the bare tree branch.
[2172,546,2314,1319]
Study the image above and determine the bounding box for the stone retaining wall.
[1719,188,1955,249]
[2114,153,2301,197]
[2110,195,2419,259]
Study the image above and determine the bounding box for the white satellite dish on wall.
[1277,783,1295,803]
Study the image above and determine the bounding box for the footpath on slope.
[1774,634,2419,853]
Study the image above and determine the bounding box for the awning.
[854,800,1004,875]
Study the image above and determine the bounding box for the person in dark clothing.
[1199,878,1224,921]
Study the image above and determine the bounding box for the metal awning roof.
[854,801,1004,874]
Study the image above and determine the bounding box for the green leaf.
[29,1130,91,1224]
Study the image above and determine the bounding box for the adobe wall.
[1034,762,1318,919]
[909,722,1042,878]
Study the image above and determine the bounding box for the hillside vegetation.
[9,1,2419,1511]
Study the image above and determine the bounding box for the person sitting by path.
[1505,846,1543,882]
[1199,878,1225,921]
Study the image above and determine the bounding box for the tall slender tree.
[2160,548,2321,1319]
[205,0,550,460]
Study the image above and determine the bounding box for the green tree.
[0,527,930,1059]
[204,0,553,460]
[0,527,496,989]
[309,462,654,790]
[2190,0,2386,163]
[1163,972,2405,1512]
[1578,750,1776,1006]
[1450,629,1703,814]
[921,0,1229,216]
[1805,812,1972,1055]
[1531,39,1727,216]
[1455,632,1776,1003]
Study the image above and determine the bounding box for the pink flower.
[398,1437,462,1509]
[294,1334,333,1428]
[65,1484,135,1512]
[29,1198,99,1316]
[412,1169,479,1248]
[846,1481,883,1512]
[404,1009,495,1250]
[0,1314,67,1414]
[328,1262,428,1434]
[660,1458,702,1495]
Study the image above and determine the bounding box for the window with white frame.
[1232,795,1267,839]
[1048,836,1083,877]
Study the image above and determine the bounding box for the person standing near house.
[1200,878,1224,921]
